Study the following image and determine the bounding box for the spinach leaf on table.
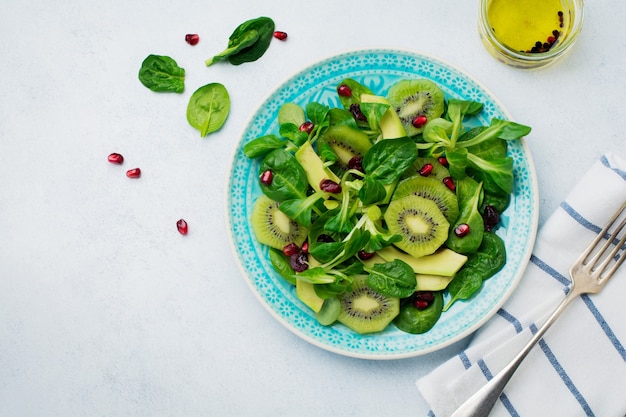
[138,54,185,93]
[205,17,275,66]
[186,83,230,137]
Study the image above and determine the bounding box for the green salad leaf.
[138,54,185,93]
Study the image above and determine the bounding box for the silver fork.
[451,201,626,417]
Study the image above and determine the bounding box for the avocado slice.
[377,246,468,276]
[294,141,340,195]
[360,93,407,140]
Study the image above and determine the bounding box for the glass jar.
[478,0,584,69]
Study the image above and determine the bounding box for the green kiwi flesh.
[392,175,459,224]
[387,79,445,137]
[336,275,399,334]
[251,194,308,250]
[317,125,372,166]
[384,195,450,259]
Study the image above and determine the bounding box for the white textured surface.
[0,0,624,416]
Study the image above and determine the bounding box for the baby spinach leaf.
[138,54,185,93]
[358,176,387,205]
[186,83,230,137]
[259,149,308,202]
[362,137,418,184]
[444,231,506,311]
[365,259,416,298]
[394,292,444,334]
[205,17,275,66]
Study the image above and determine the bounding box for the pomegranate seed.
[483,205,500,232]
[419,163,434,176]
[290,252,308,272]
[349,103,367,122]
[126,168,141,178]
[176,219,189,235]
[358,250,375,260]
[415,291,435,302]
[454,223,471,237]
[185,34,200,45]
[414,299,430,310]
[259,170,273,185]
[319,179,342,193]
[107,152,124,164]
[347,156,364,173]
[301,241,309,254]
[299,121,314,134]
[437,156,449,167]
[273,31,288,41]
[337,84,352,97]
[412,115,428,128]
[317,234,334,243]
[282,242,300,257]
[442,176,455,191]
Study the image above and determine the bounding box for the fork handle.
[450,287,581,417]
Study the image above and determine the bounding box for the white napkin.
[417,153,626,417]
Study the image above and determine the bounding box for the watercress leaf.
[337,78,373,109]
[186,83,230,137]
[358,176,387,205]
[269,248,296,285]
[365,259,416,298]
[243,134,285,159]
[259,149,308,201]
[446,177,484,254]
[362,137,418,184]
[138,54,185,93]
[294,267,336,284]
[394,291,444,334]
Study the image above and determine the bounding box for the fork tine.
[588,204,626,279]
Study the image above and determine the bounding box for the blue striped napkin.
[417,153,626,417]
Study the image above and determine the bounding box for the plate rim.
[224,47,539,360]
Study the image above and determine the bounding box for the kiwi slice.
[384,195,450,258]
[336,275,399,334]
[402,157,451,181]
[317,125,372,166]
[386,79,445,137]
[392,176,459,224]
[250,194,308,250]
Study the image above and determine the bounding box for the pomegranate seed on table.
[107,153,124,164]
[126,168,141,178]
[176,219,189,235]
[185,34,200,45]
[273,31,288,41]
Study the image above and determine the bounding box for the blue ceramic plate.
[226,49,539,359]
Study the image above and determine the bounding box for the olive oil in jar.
[487,0,571,53]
